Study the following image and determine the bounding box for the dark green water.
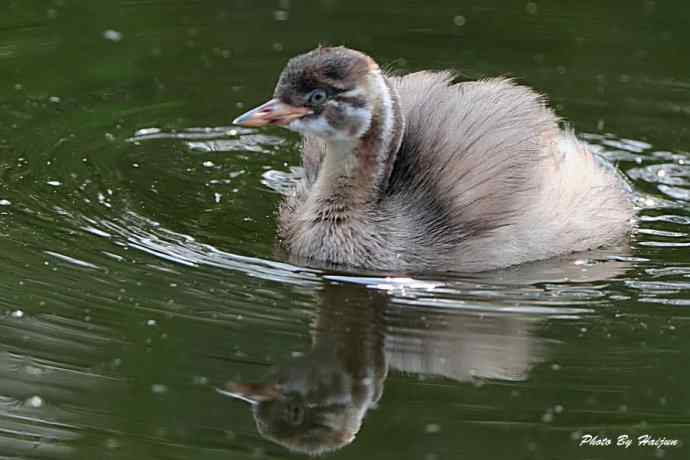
[2,1,690,459]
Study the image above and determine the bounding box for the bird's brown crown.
[274,47,377,104]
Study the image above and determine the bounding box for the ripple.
[601,137,652,153]
[392,296,593,317]
[640,214,690,225]
[637,228,688,238]
[44,251,102,270]
[634,194,680,209]
[627,161,690,204]
[658,184,690,201]
[127,126,286,155]
[625,280,690,291]
[261,167,303,195]
[638,241,690,248]
[628,163,690,186]
[77,210,321,286]
[645,267,690,278]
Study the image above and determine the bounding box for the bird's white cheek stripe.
[373,72,394,155]
[346,106,373,138]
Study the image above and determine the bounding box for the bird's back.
[381,72,634,271]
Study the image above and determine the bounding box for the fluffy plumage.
[236,47,635,272]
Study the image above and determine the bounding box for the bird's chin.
[287,117,359,143]
[287,116,334,138]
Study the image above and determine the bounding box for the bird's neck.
[313,75,404,208]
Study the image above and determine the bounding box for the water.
[1,1,690,459]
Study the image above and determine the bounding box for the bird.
[233,46,635,272]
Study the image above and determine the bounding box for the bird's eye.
[308,89,328,105]
[283,402,305,425]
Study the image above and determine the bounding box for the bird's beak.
[233,99,312,127]
[216,382,283,405]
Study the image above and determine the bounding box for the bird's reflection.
[218,286,547,455]
[218,251,632,455]
[219,287,387,454]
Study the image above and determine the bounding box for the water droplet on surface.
[425,423,441,433]
[151,383,168,394]
[25,396,43,408]
[103,29,123,42]
[104,438,121,449]
[273,10,288,21]
[25,364,44,376]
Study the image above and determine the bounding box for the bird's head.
[217,379,360,456]
[234,46,384,142]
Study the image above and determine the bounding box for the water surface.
[1,1,690,459]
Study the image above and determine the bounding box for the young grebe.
[234,46,634,272]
